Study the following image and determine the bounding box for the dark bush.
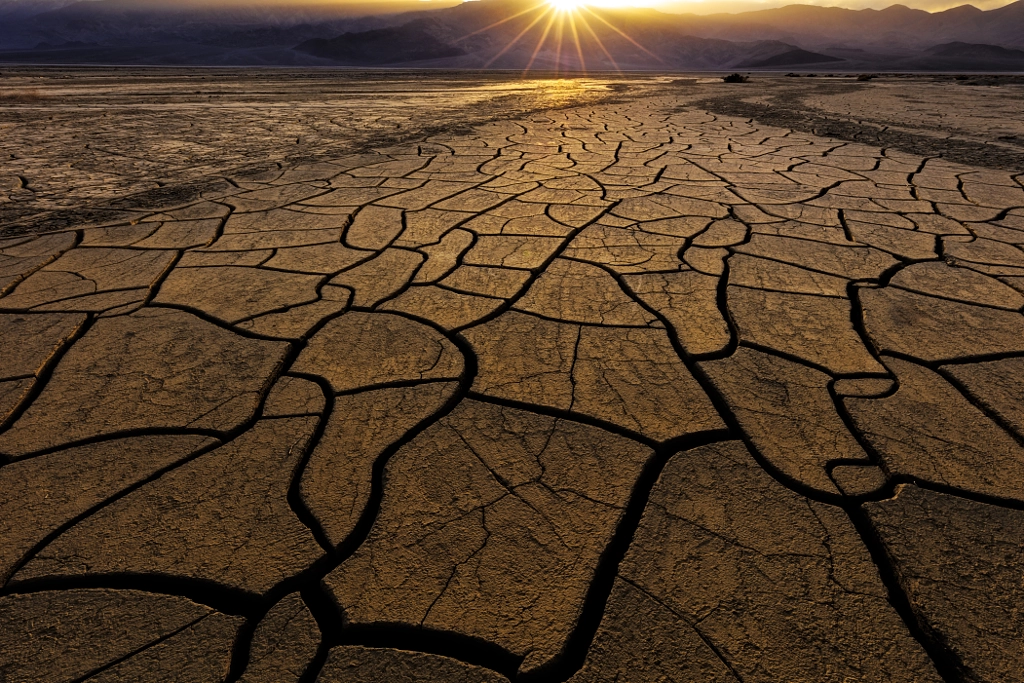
[722,73,748,83]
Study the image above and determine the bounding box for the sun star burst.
[457,0,655,74]
[548,0,582,12]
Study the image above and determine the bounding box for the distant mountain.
[296,24,465,64]
[926,41,1024,58]
[1,0,1023,69]
[0,0,78,17]
[283,0,1024,69]
[670,1,1024,51]
[286,1,841,70]
[892,39,1024,70]
[0,0,433,53]
[740,48,843,67]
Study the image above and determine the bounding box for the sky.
[651,0,1018,12]
[211,0,1020,10]
[4,0,1019,15]
[227,0,1019,11]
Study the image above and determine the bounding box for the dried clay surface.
[1,72,1023,683]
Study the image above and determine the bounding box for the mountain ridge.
[1,0,1023,68]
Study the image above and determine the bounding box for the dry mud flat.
[697,74,1024,171]
[0,68,638,235]
[1,74,1024,682]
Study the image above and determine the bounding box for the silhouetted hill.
[741,48,843,67]
[0,0,425,51]
[282,0,1024,69]
[296,23,465,64]
[886,39,1024,70]
[926,41,1024,58]
[293,0,830,70]
[671,1,1024,50]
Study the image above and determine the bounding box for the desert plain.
[1,69,1023,682]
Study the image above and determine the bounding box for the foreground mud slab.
[1,82,1023,682]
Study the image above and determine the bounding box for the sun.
[455,0,659,74]
[548,0,582,12]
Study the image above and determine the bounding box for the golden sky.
[22,0,1019,16]
[652,0,1017,13]
[351,0,1018,12]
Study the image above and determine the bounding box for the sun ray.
[462,0,658,74]
[567,12,587,73]
[483,6,553,68]
[580,6,663,62]
[523,9,558,74]
[553,13,565,77]
[455,2,549,43]
[574,10,621,73]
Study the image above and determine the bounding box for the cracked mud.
[1,72,1023,683]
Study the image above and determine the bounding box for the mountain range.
[1,0,1023,70]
